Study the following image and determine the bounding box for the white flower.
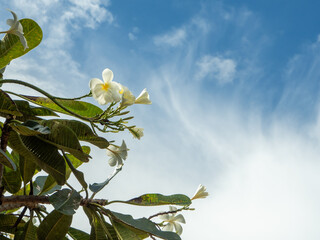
[90,68,123,105]
[135,88,152,104]
[2,10,28,50]
[107,140,128,168]
[119,85,136,108]
[128,127,144,140]
[159,206,186,235]
[191,184,209,200]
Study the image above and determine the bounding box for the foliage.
[0,10,208,239]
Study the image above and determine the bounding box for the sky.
[1,0,320,239]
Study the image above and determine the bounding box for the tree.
[0,10,208,239]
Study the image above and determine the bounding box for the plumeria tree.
[0,11,208,240]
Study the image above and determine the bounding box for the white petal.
[108,156,117,167]
[16,32,28,50]
[9,10,18,23]
[6,19,14,27]
[102,68,114,83]
[135,88,152,104]
[120,85,136,107]
[169,206,177,212]
[173,222,183,235]
[191,184,209,200]
[173,214,186,224]
[118,140,128,160]
[90,78,103,89]
[159,214,170,221]
[162,223,174,232]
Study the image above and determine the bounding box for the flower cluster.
[89,68,151,106]
[0,10,28,50]
[159,206,186,235]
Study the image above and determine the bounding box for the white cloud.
[154,27,186,47]
[128,27,139,41]
[196,55,237,84]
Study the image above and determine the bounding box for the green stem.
[1,79,93,122]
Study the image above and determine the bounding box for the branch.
[0,195,108,212]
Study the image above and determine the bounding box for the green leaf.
[0,149,17,170]
[9,100,59,121]
[0,214,25,234]
[107,211,181,240]
[126,194,191,206]
[64,154,88,190]
[19,95,103,118]
[18,152,37,183]
[83,207,109,240]
[112,221,147,240]
[0,89,22,116]
[38,120,90,162]
[68,227,90,240]
[14,219,37,240]
[49,120,109,149]
[48,189,81,216]
[2,164,22,194]
[10,120,51,136]
[33,176,61,196]
[0,18,42,69]
[37,210,72,240]
[8,131,66,185]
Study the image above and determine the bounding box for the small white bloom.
[90,68,123,105]
[135,88,152,104]
[2,10,28,50]
[159,206,186,235]
[107,140,128,168]
[119,85,136,108]
[129,127,144,140]
[191,184,209,200]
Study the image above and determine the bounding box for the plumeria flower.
[90,68,123,105]
[119,85,136,108]
[135,88,152,104]
[107,140,128,168]
[191,184,209,200]
[128,127,144,140]
[0,10,28,50]
[159,206,186,235]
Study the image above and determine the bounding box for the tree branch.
[0,195,108,212]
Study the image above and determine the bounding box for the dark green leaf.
[0,89,22,116]
[33,176,61,196]
[112,221,148,240]
[2,164,22,194]
[19,95,103,118]
[8,131,66,185]
[108,211,181,240]
[127,194,191,206]
[68,227,90,240]
[50,120,109,148]
[83,207,109,240]
[38,120,90,162]
[18,152,37,184]
[14,219,37,240]
[10,120,50,136]
[37,210,72,240]
[0,18,42,69]
[0,214,25,234]
[0,149,16,170]
[64,154,87,190]
[48,189,81,216]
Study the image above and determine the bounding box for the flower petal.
[6,18,14,27]
[169,206,177,212]
[102,68,114,83]
[135,88,152,104]
[120,85,136,107]
[173,222,183,235]
[90,78,103,89]
[162,223,174,232]
[173,214,186,224]
[159,214,170,221]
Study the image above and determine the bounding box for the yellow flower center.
[101,82,110,91]
[119,88,124,94]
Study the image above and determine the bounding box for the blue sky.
[2,0,320,239]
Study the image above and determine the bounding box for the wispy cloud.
[153,27,187,47]
[196,55,237,84]
[128,27,139,41]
